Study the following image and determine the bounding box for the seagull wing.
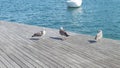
[95,32,102,40]
[95,34,98,40]
[32,32,42,37]
[59,30,69,37]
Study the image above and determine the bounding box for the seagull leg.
[64,37,67,40]
[62,36,67,41]
[41,36,45,39]
[60,36,64,40]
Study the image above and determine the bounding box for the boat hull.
[67,0,82,8]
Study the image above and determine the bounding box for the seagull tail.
[64,32,70,37]
[66,34,70,37]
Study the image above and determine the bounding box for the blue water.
[0,0,120,40]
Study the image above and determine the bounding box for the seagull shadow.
[88,40,96,43]
[50,37,63,40]
[29,38,39,40]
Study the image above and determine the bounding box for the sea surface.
[0,0,120,40]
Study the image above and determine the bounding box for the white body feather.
[95,30,103,41]
[42,30,46,36]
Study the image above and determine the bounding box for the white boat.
[67,0,82,8]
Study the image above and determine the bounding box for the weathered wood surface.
[0,21,120,68]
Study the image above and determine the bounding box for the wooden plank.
[40,39,103,68]
[0,49,21,68]
[0,37,47,68]
[0,55,13,68]
[0,60,7,68]
[31,39,82,68]
[0,21,120,68]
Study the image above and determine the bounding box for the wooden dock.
[0,21,120,68]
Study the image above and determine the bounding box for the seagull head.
[41,27,46,35]
[98,30,102,33]
[41,27,46,33]
[60,27,64,30]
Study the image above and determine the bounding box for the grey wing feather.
[32,31,42,37]
[59,30,69,37]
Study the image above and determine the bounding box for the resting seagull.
[32,28,46,38]
[59,27,70,40]
[95,30,103,41]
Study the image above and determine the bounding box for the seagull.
[32,28,46,38]
[95,30,103,41]
[59,27,70,40]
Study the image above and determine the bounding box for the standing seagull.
[32,28,46,38]
[95,30,103,41]
[59,27,70,40]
